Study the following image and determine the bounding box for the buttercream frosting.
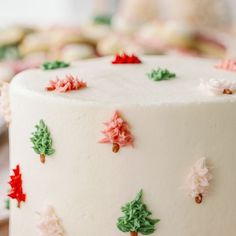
[99,111,134,152]
[186,158,212,203]
[37,205,64,236]
[200,78,236,95]
[46,75,87,93]
[215,59,236,72]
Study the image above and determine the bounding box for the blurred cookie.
[60,44,95,61]
[165,0,231,30]
[135,21,195,54]
[135,22,168,53]
[19,31,50,56]
[193,32,226,58]
[0,65,15,84]
[97,33,143,56]
[49,27,85,49]
[82,18,111,45]
[112,0,157,35]
[161,21,195,48]
[0,27,26,47]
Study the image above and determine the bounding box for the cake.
[8,55,236,236]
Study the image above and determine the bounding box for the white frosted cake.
[8,55,236,236]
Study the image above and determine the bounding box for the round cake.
[9,55,236,236]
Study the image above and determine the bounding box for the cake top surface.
[11,55,236,106]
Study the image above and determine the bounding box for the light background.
[0,0,235,26]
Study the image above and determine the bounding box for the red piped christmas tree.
[99,111,134,153]
[8,165,26,208]
[112,53,141,64]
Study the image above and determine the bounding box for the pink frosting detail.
[99,111,134,147]
[46,74,87,93]
[215,59,236,72]
[37,205,64,236]
[186,158,212,198]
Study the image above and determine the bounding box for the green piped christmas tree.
[31,120,55,164]
[147,68,176,81]
[41,60,70,70]
[117,190,160,236]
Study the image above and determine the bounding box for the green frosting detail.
[5,198,10,210]
[147,68,176,81]
[30,120,55,156]
[41,60,70,70]
[93,15,112,25]
[117,190,160,235]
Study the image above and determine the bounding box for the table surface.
[0,131,9,236]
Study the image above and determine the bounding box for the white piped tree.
[186,157,212,204]
[37,205,64,236]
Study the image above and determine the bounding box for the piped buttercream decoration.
[117,190,160,236]
[30,120,55,164]
[46,75,87,93]
[215,59,236,72]
[200,78,236,95]
[147,68,176,81]
[37,205,64,236]
[186,158,212,204]
[112,53,141,64]
[99,111,134,153]
[0,82,11,124]
[41,60,70,70]
[8,165,26,208]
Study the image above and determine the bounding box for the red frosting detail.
[8,165,26,208]
[99,111,134,148]
[112,53,141,64]
[215,59,236,72]
[46,75,87,93]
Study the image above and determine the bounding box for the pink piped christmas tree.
[99,111,134,153]
[112,53,141,64]
[37,205,64,236]
[215,59,236,72]
[8,165,26,208]
[46,74,87,93]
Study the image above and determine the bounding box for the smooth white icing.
[9,55,236,236]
